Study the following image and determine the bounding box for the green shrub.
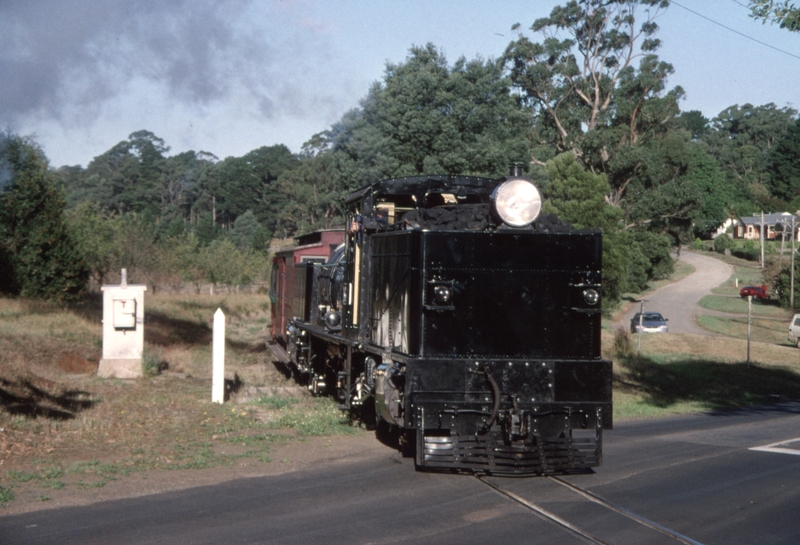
[0,485,14,504]
[255,396,300,410]
[142,347,163,376]
[731,248,760,261]
[774,260,800,309]
[613,327,634,358]
[713,235,733,253]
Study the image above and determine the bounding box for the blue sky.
[1,0,797,168]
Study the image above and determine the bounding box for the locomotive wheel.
[355,398,377,430]
[374,418,414,459]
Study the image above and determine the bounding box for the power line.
[670,0,800,61]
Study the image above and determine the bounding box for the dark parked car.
[740,285,769,300]
[630,312,669,333]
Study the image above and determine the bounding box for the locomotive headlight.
[433,285,452,304]
[583,289,600,306]
[491,178,542,227]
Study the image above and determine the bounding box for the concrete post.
[212,308,225,403]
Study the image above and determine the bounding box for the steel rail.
[549,476,705,545]
[476,474,707,545]
[475,476,609,545]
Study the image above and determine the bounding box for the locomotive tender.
[269,172,612,474]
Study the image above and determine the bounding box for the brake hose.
[481,366,501,434]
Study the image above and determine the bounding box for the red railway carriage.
[269,230,345,344]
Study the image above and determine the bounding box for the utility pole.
[792,216,797,309]
[760,211,765,269]
[779,218,788,268]
[636,299,648,356]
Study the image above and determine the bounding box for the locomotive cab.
[270,174,612,474]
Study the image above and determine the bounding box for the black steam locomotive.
[269,172,612,474]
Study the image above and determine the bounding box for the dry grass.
[0,292,361,511]
[699,294,789,317]
[142,292,273,380]
[696,315,793,345]
[618,328,798,363]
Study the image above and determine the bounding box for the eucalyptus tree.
[504,0,692,262]
[543,152,630,302]
[202,145,299,232]
[331,44,530,191]
[275,153,343,237]
[705,103,797,211]
[767,117,800,203]
[503,1,675,166]
[676,110,710,141]
[683,146,735,236]
[749,0,800,31]
[159,150,217,222]
[78,130,169,215]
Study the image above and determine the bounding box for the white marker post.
[746,296,752,368]
[212,308,225,403]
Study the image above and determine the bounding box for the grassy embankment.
[607,251,799,420]
[0,292,358,507]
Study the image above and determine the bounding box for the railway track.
[476,475,705,545]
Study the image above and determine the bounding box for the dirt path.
[615,250,734,336]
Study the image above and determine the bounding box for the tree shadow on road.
[616,356,800,411]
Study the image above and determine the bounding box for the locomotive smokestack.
[509,162,525,177]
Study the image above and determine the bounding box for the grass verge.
[615,352,800,417]
[0,292,365,511]
[607,326,800,419]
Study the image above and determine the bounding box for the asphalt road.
[616,251,734,336]
[3,404,800,545]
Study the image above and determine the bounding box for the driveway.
[615,250,734,336]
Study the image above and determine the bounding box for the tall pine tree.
[0,134,88,302]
